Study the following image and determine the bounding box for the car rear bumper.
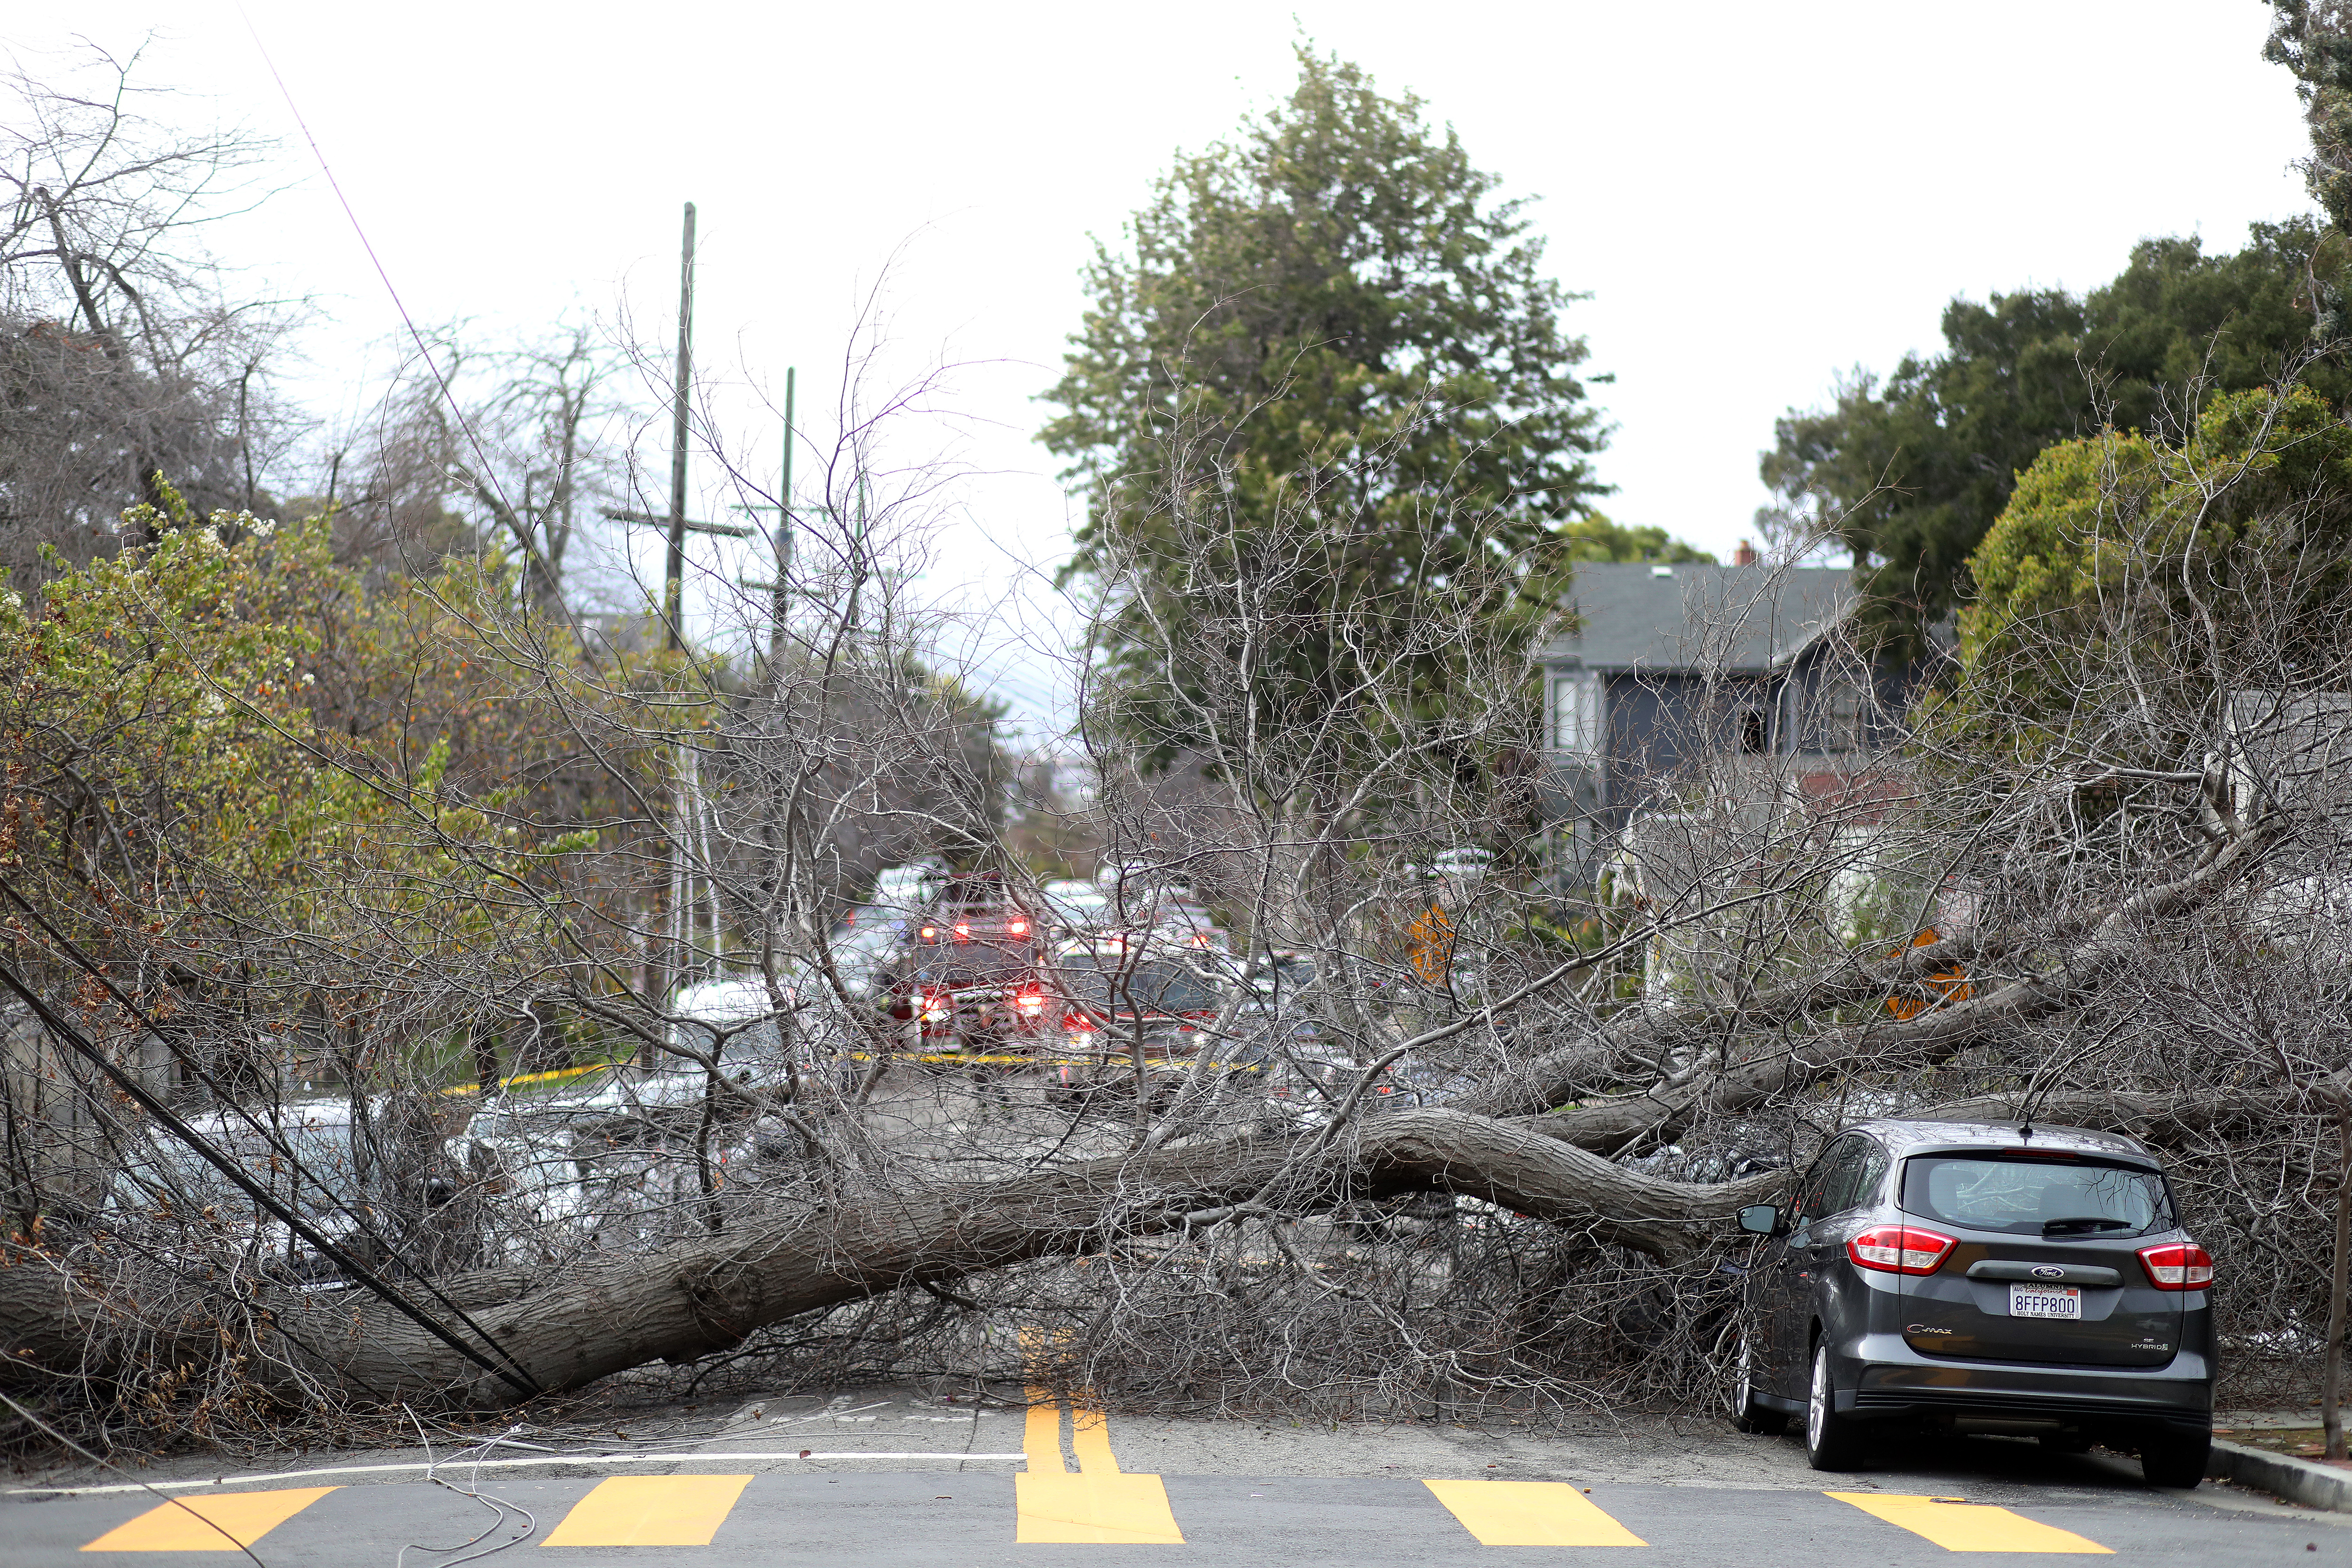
[1833,1330,2211,1432]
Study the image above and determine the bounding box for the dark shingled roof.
[1534,563,1857,674]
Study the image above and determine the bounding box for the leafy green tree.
[1939,384,2352,760]
[1563,513,1714,565]
[0,502,616,1093]
[1042,49,1622,762]
[1763,221,2350,652]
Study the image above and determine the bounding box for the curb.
[2208,1438,2352,1511]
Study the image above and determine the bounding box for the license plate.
[2009,1283,2082,1319]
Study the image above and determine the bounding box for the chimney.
[1733,539,1758,566]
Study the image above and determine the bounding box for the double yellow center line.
[1015,1386,1184,1544]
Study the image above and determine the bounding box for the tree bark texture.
[0,1107,1777,1407]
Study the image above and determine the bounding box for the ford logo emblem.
[2031,1265,2065,1279]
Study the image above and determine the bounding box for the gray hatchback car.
[1731,1119,2215,1486]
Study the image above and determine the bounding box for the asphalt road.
[10,1389,2347,1567]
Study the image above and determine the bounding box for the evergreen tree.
[1762,221,2347,652]
[1042,49,1619,761]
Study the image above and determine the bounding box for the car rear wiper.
[2041,1216,2134,1238]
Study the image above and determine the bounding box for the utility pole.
[735,367,797,661]
[603,204,747,635]
[664,201,696,652]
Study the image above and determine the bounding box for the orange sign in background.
[1407,902,1456,986]
[1885,927,1972,1019]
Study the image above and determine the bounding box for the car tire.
[1730,1335,1787,1435]
[2138,1430,2209,1488]
[1804,1343,1864,1471]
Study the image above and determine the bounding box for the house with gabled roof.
[1535,556,1916,874]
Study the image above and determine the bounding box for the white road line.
[10,1452,1032,1497]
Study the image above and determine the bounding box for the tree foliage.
[1938,384,2352,770]
[1763,221,2349,650]
[0,501,624,1090]
[1561,513,1714,565]
[1042,49,1614,764]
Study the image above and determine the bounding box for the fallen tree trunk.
[0,1107,1779,1407]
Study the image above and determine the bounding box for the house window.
[1553,675,1601,756]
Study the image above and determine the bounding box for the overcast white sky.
[20,2,2324,730]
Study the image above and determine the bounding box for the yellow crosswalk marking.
[540,1475,753,1547]
[81,1487,338,1552]
[1016,1375,1181,1543]
[1826,1493,2113,1553]
[1015,1474,1186,1544]
[1422,1479,1647,1546]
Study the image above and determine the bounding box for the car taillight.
[920,925,938,941]
[1064,1012,1095,1032]
[2138,1242,2214,1290]
[1008,917,1028,937]
[953,922,970,942]
[1016,987,1043,1014]
[1846,1225,1956,1275]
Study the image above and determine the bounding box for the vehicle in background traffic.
[882,873,1049,1050]
[1041,938,1241,1106]
[1730,1118,2214,1486]
[108,1098,464,1289]
[813,915,909,1001]
[1040,877,1110,937]
[867,860,946,917]
[668,978,788,1060]
[1094,862,1232,955]
[1245,950,1318,999]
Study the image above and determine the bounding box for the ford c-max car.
[1731,1119,2214,1487]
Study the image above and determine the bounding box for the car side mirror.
[1736,1204,1782,1236]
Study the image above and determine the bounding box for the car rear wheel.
[1730,1335,1786,1435]
[2138,1429,2209,1488]
[1804,1344,1863,1471]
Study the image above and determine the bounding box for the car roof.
[177,1100,356,1134]
[672,979,786,1019]
[1848,1117,2159,1166]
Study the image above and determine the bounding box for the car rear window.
[1055,955,1219,1015]
[1900,1154,2172,1239]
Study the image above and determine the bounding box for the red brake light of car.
[953,922,970,942]
[1063,1012,1096,1032]
[1016,986,1044,1014]
[2137,1242,2214,1290]
[1846,1225,1957,1275]
[1008,917,1028,937]
[920,925,938,941]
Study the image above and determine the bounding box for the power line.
[0,955,540,1398]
